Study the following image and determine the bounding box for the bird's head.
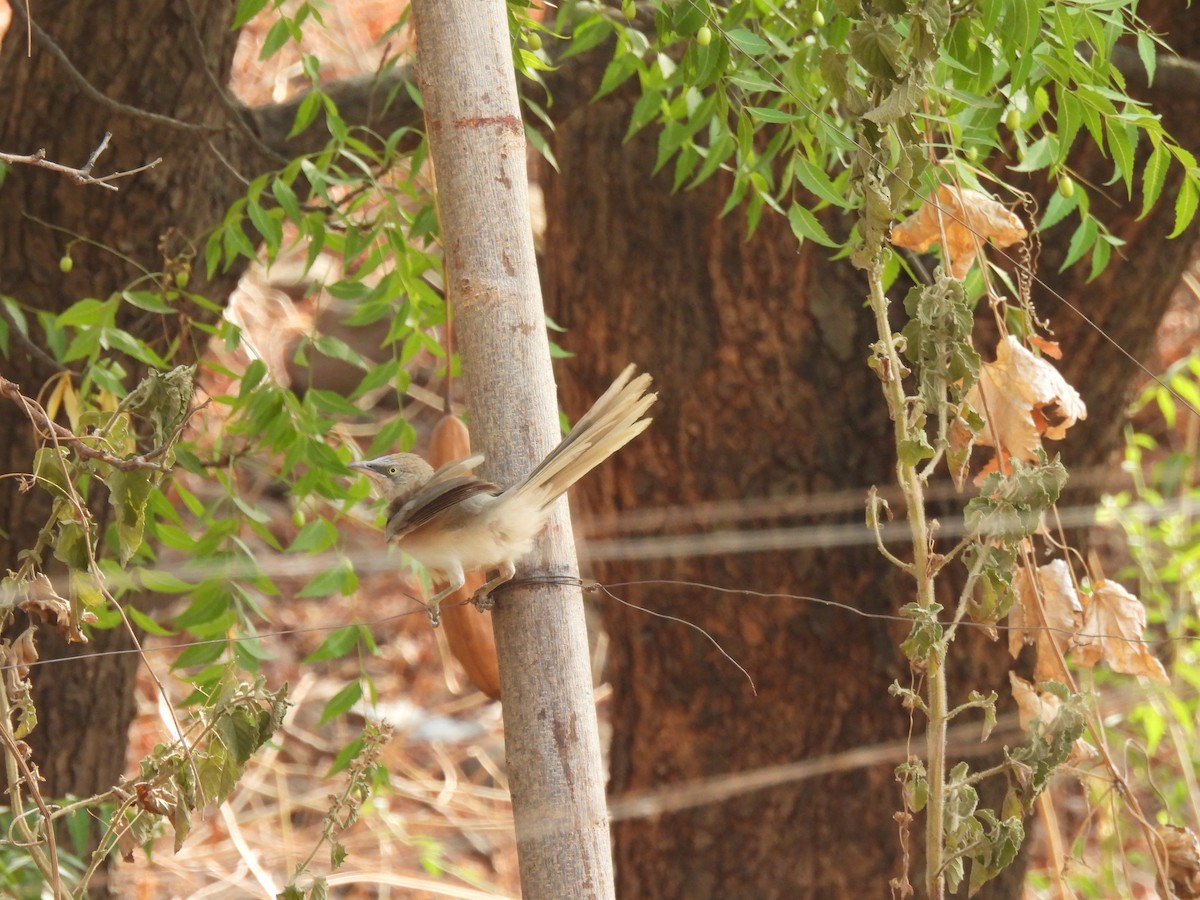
[349,452,435,504]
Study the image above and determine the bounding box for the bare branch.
[0,133,161,191]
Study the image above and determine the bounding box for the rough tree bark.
[541,10,1200,899]
[0,0,263,875]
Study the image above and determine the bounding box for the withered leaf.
[890,185,1027,279]
[969,336,1086,480]
[1010,560,1081,683]
[1072,580,1169,683]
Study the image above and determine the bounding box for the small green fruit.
[696,25,712,47]
[622,0,636,20]
[175,270,190,289]
[526,31,542,51]
[1005,108,1020,132]
[1057,175,1075,199]
[811,9,825,27]
[59,255,73,273]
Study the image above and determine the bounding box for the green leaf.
[1039,186,1079,231]
[260,17,292,60]
[1059,215,1098,270]
[287,519,338,554]
[1054,91,1082,165]
[325,736,365,777]
[1140,141,1170,219]
[899,435,935,466]
[102,327,169,368]
[351,358,402,398]
[1136,31,1157,86]
[271,177,303,222]
[1169,171,1199,238]
[108,468,154,565]
[125,604,176,636]
[1010,135,1057,173]
[57,296,116,328]
[724,27,771,56]
[319,680,363,724]
[136,568,195,594]
[289,90,322,139]
[246,199,283,254]
[1007,0,1042,58]
[303,625,363,663]
[122,290,176,314]
[1105,119,1137,196]
[232,0,269,30]
[787,203,839,248]
[594,53,639,101]
[172,638,228,669]
[296,557,358,598]
[746,106,802,124]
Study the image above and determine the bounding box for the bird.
[350,365,655,625]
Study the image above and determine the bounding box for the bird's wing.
[428,453,486,482]
[385,476,500,541]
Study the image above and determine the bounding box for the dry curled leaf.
[890,184,1027,279]
[1010,559,1081,683]
[19,573,88,643]
[8,627,38,680]
[1159,825,1200,899]
[1072,579,1169,683]
[1009,671,1058,731]
[969,336,1086,480]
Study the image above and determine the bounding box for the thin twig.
[0,134,161,192]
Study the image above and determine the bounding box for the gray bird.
[351,365,655,624]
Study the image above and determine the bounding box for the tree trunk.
[540,13,1200,898]
[0,0,258,877]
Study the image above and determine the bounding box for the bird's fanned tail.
[507,364,655,514]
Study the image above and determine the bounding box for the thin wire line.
[4,575,1186,676]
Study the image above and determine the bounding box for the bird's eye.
[388,466,398,475]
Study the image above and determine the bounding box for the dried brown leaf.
[968,336,1086,479]
[1009,671,1058,731]
[9,627,38,680]
[1010,560,1081,683]
[1159,825,1200,899]
[1073,580,1169,683]
[890,185,1027,279]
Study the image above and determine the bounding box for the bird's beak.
[348,459,386,485]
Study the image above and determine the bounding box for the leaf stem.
[866,256,947,900]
